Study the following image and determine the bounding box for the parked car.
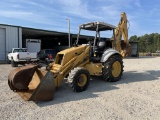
[7,48,38,67]
[38,49,57,64]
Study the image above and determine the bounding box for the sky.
[0,0,160,38]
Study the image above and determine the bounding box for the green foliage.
[129,33,160,53]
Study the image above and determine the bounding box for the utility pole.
[66,18,71,47]
[158,37,160,50]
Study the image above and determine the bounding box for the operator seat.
[90,39,106,62]
[94,39,106,56]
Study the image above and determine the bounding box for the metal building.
[0,24,22,61]
[0,24,91,62]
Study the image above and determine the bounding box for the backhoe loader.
[8,12,131,101]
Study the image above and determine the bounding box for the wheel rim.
[112,61,121,77]
[77,74,87,87]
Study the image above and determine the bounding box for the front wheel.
[68,67,90,92]
[45,58,50,65]
[102,55,123,82]
[11,60,18,67]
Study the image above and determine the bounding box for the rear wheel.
[68,67,90,92]
[11,60,18,67]
[45,58,50,65]
[102,55,123,82]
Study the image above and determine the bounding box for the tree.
[129,33,160,53]
[129,35,138,42]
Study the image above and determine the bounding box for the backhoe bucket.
[8,64,55,101]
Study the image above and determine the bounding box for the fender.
[100,48,121,62]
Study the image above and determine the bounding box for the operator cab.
[76,22,116,62]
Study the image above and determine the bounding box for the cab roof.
[79,22,116,31]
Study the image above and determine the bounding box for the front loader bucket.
[8,64,55,101]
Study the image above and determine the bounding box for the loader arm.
[114,12,131,57]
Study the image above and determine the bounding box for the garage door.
[0,28,6,60]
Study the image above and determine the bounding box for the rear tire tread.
[102,55,124,82]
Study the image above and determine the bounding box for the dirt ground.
[1,57,160,120]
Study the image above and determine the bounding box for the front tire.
[68,67,90,92]
[45,58,49,65]
[11,60,18,67]
[102,55,123,82]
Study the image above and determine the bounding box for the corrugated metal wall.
[0,28,6,60]
[0,25,22,60]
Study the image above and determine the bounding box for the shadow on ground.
[124,56,156,59]
[36,70,160,107]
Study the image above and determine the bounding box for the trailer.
[26,39,41,53]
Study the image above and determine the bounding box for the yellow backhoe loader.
[8,12,131,101]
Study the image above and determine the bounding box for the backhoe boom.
[114,12,131,57]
